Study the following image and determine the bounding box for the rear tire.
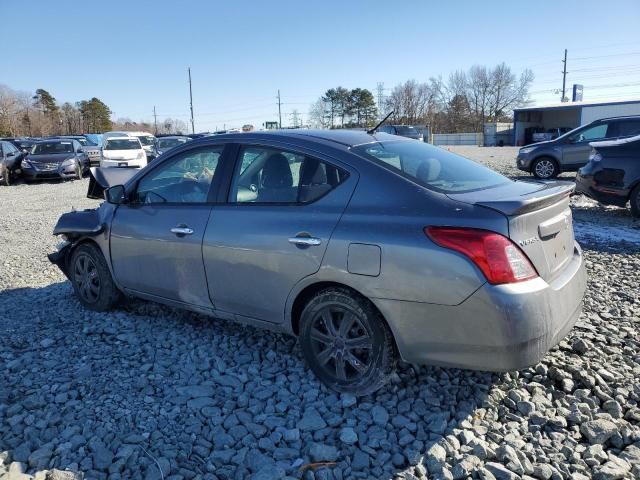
[1,166,10,186]
[299,287,397,396]
[532,157,559,179]
[630,184,640,218]
[70,243,121,311]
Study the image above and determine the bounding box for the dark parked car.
[0,140,26,186]
[56,135,102,166]
[377,124,424,141]
[517,115,640,179]
[0,137,37,153]
[49,130,585,394]
[576,134,640,217]
[22,139,89,181]
[155,135,192,156]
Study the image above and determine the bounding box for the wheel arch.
[288,280,400,355]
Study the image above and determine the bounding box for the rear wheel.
[630,184,640,218]
[532,157,559,179]
[1,166,10,186]
[299,287,397,396]
[70,243,121,311]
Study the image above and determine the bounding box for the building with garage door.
[513,99,640,146]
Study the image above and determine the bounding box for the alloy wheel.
[73,253,101,303]
[308,305,374,383]
[534,159,556,178]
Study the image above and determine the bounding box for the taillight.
[425,227,538,285]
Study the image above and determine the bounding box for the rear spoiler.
[87,167,138,199]
[474,182,575,216]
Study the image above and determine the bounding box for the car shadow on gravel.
[0,281,500,479]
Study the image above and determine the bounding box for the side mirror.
[105,184,126,204]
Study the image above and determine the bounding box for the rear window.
[354,141,510,193]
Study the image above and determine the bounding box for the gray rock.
[593,455,631,480]
[92,444,114,470]
[298,408,327,431]
[309,443,338,462]
[532,463,553,480]
[580,419,618,444]
[40,338,55,348]
[28,447,52,470]
[371,405,389,426]
[351,449,370,470]
[484,462,520,480]
[425,443,447,474]
[339,427,358,445]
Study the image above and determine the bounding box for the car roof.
[158,135,190,140]
[203,129,406,148]
[35,138,76,143]
[594,114,640,122]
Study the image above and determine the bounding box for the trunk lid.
[448,180,575,282]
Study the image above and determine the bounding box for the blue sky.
[3,0,640,131]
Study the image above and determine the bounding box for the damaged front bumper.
[48,240,72,279]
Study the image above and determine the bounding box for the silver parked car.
[49,130,586,395]
[517,115,640,179]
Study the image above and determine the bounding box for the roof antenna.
[367,111,394,135]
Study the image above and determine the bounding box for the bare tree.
[385,80,437,125]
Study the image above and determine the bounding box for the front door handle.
[171,226,194,236]
[288,236,321,247]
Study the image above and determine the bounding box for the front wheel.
[75,161,83,180]
[532,157,559,179]
[630,184,640,218]
[70,243,121,311]
[299,287,397,396]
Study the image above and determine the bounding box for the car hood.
[522,140,555,149]
[27,153,75,163]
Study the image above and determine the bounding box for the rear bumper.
[100,159,145,168]
[373,242,587,371]
[575,172,628,207]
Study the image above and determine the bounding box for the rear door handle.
[288,236,321,246]
[171,226,194,236]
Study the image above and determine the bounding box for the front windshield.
[105,139,141,150]
[136,135,156,146]
[354,140,510,193]
[32,141,74,155]
[157,138,189,149]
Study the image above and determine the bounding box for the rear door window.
[354,140,510,193]
[230,146,348,204]
[616,120,640,137]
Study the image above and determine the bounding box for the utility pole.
[277,90,282,128]
[153,106,158,135]
[377,82,385,118]
[291,109,300,128]
[188,67,195,134]
[561,49,568,102]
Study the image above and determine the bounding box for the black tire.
[630,184,640,218]
[299,287,397,396]
[1,166,10,186]
[69,243,121,311]
[75,161,82,180]
[532,157,559,179]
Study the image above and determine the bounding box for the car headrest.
[301,158,327,185]
[261,153,293,188]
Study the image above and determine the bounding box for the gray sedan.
[49,130,586,395]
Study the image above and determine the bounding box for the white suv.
[100,137,146,168]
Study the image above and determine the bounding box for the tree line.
[309,63,534,133]
[0,85,113,137]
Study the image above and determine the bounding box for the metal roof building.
[513,99,640,146]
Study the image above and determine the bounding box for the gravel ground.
[0,148,639,480]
